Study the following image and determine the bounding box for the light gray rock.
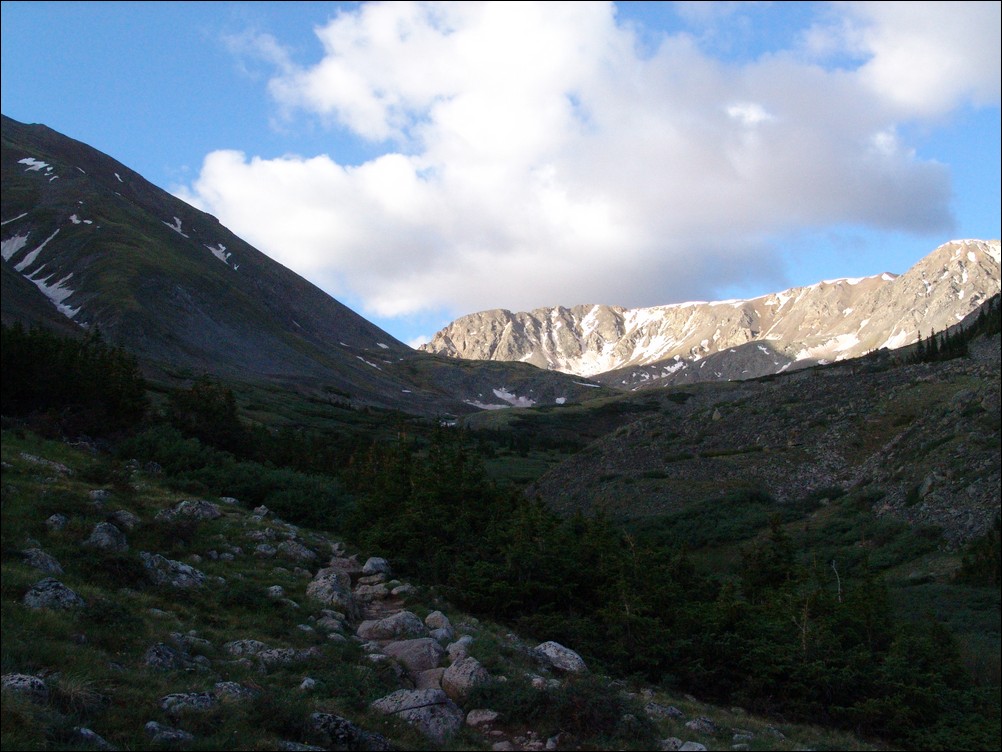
[109,509,140,531]
[160,691,218,716]
[354,582,390,601]
[223,639,270,657]
[415,667,445,690]
[307,712,394,751]
[144,721,194,744]
[266,585,285,599]
[684,716,717,735]
[306,567,357,618]
[425,610,452,630]
[156,499,222,522]
[254,543,277,558]
[466,708,500,727]
[23,578,85,609]
[22,547,63,574]
[70,726,116,750]
[370,688,464,745]
[278,540,317,564]
[45,513,68,531]
[430,626,455,643]
[213,682,260,703]
[679,743,707,751]
[143,643,194,671]
[1,673,49,703]
[533,641,587,673]
[447,635,474,663]
[362,556,391,576]
[646,702,685,720]
[442,655,490,701]
[356,610,427,641]
[384,637,446,674]
[89,489,111,503]
[82,522,128,552]
[140,552,206,588]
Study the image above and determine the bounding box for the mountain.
[420,239,1001,388]
[1,115,606,415]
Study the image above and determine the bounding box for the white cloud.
[179,1,997,323]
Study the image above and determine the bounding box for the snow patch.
[25,268,80,319]
[18,157,50,172]
[164,217,189,238]
[205,243,231,265]
[1,212,28,226]
[492,387,536,408]
[14,229,60,272]
[377,342,389,349]
[880,329,911,350]
[114,172,123,183]
[573,381,602,388]
[1,232,30,261]
[356,356,382,371]
[555,397,567,405]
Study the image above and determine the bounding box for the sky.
[2,1,1000,347]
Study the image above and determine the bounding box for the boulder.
[109,509,140,531]
[45,513,68,531]
[82,522,128,552]
[533,641,587,673]
[442,655,490,701]
[357,610,427,641]
[425,610,452,630]
[22,547,63,574]
[23,578,85,609]
[684,716,717,735]
[306,567,357,618]
[223,639,270,657]
[143,643,194,671]
[370,688,464,745]
[140,552,206,588]
[160,691,218,716]
[415,667,445,690]
[1,673,49,703]
[466,708,500,727]
[70,726,116,750]
[362,556,392,576]
[156,499,222,522]
[277,540,317,564]
[307,712,394,751]
[384,637,446,674]
[144,721,194,744]
[213,682,260,703]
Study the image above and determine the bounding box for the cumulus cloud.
[178,1,998,323]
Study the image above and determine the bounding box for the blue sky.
[2,1,1000,347]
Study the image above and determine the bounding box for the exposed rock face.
[421,239,1002,387]
[370,688,464,744]
[383,637,445,674]
[23,578,86,609]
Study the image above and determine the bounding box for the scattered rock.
[156,499,222,522]
[307,712,394,751]
[1,673,49,703]
[266,585,285,599]
[370,688,464,745]
[45,513,69,531]
[82,522,128,552]
[646,701,685,720]
[213,682,260,702]
[109,509,140,531]
[277,539,317,564]
[223,639,270,657]
[679,743,707,751]
[466,708,500,727]
[357,610,427,642]
[70,726,116,750]
[143,643,195,671]
[684,716,717,735]
[442,655,490,701]
[22,547,63,574]
[159,691,218,716]
[300,677,317,691]
[140,552,207,589]
[306,567,357,618]
[23,578,86,609]
[533,641,587,673]
[144,720,194,744]
[384,637,446,674]
[362,556,392,576]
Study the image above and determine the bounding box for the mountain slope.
[421,239,1001,387]
[1,115,604,415]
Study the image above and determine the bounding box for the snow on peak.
[205,243,232,266]
[1,232,30,261]
[14,229,60,272]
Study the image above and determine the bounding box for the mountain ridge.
[421,238,1001,387]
